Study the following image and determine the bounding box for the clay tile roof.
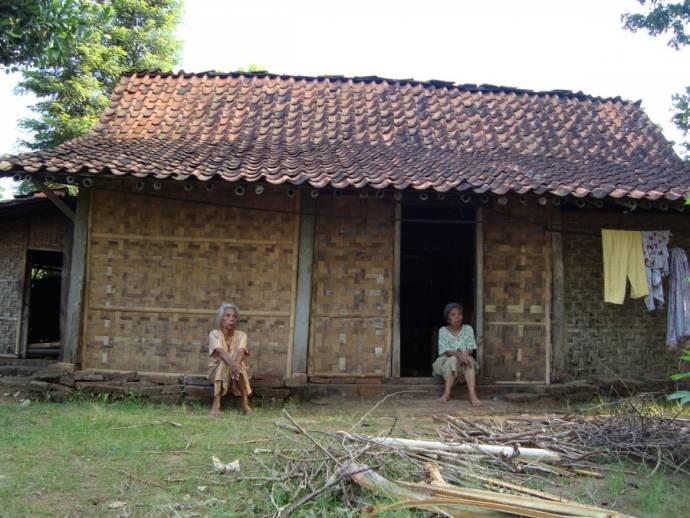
[1,70,689,200]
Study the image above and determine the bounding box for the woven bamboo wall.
[308,197,395,376]
[27,213,67,250]
[562,211,690,379]
[0,221,28,356]
[83,180,299,376]
[482,204,551,382]
[0,213,67,356]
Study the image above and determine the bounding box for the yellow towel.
[602,229,649,304]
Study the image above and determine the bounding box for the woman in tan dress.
[208,303,252,416]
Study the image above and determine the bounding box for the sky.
[1,0,689,198]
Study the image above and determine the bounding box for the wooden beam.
[291,192,316,375]
[550,206,566,379]
[32,180,75,222]
[474,207,484,372]
[392,201,402,378]
[62,188,91,364]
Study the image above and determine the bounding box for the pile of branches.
[230,406,649,517]
[437,400,690,476]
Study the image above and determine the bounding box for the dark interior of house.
[400,203,475,377]
[26,250,63,356]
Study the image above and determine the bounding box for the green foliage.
[236,63,267,73]
[0,0,91,70]
[17,0,183,151]
[622,2,690,156]
[623,0,690,49]
[667,347,690,405]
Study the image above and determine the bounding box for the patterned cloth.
[437,325,477,356]
[641,231,671,311]
[208,329,252,397]
[667,248,690,349]
[432,355,479,382]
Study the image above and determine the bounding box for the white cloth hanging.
[641,231,670,311]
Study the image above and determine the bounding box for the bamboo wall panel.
[28,214,67,250]
[562,212,690,379]
[83,181,298,376]
[309,197,395,376]
[0,221,27,355]
[482,204,550,382]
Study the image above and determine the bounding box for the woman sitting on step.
[208,303,252,416]
[432,303,481,406]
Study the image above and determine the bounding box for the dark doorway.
[26,250,63,357]
[400,204,475,377]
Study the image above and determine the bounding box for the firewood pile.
[235,397,689,517]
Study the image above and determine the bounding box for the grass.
[1,396,689,517]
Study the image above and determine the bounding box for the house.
[1,71,689,391]
[0,189,73,359]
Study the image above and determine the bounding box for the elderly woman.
[208,303,252,416]
[432,303,481,406]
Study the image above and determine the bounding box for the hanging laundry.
[641,230,671,311]
[602,229,649,304]
[667,247,690,349]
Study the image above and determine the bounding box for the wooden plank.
[392,201,401,378]
[286,193,301,377]
[550,206,565,380]
[88,305,290,317]
[475,207,484,372]
[14,225,29,357]
[31,180,75,222]
[62,188,91,364]
[59,220,74,361]
[91,232,292,246]
[292,192,315,375]
[544,209,553,385]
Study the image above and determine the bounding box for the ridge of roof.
[122,69,640,106]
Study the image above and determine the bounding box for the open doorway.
[25,250,63,358]
[400,204,475,377]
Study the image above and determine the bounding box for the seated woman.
[208,303,252,416]
[432,303,481,406]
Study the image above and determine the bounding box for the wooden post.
[291,192,315,376]
[550,206,566,380]
[392,201,401,378]
[62,188,91,364]
[475,207,484,372]
[31,180,75,222]
[60,220,74,358]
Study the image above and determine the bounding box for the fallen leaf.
[107,501,127,509]
[197,485,208,492]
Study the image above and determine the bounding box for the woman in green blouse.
[432,303,481,406]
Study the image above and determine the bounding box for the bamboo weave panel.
[482,204,549,382]
[28,214,67,250]
[309,197,395,376]
[0,221,27,355]
[84,184,298,376]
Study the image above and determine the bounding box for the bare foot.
[438,394,451,403]
[241,406,253,415]
[470,397,482,407]
[209,407,219,417]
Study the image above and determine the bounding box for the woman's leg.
[237,374,252,414]
[439,372,456,402]
[210,392,221,416]
[439,357,459,402]
[462,365,481,407]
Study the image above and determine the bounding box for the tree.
[623,1,690,155]
[19,0,182,150]
[0,0,90,70]
[14,0,182,193]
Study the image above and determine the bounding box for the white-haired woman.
[432,303,481,406]
[208,303,252,416]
